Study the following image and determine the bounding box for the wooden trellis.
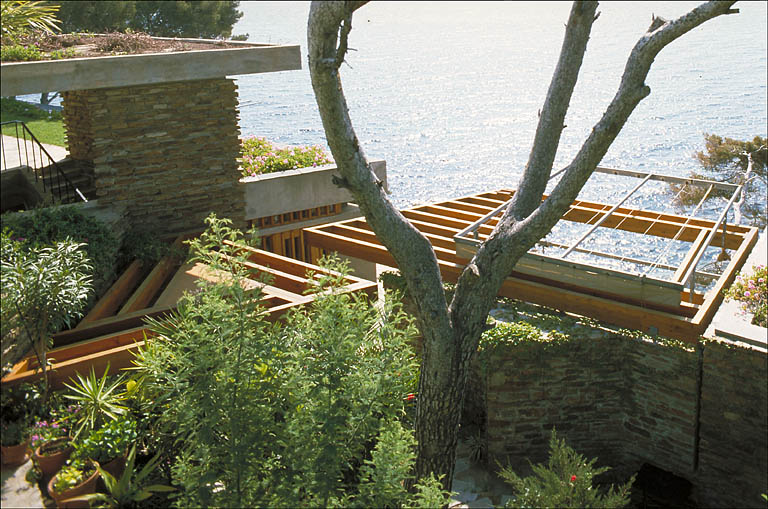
[2,235,376,388]
[304,169,758,342]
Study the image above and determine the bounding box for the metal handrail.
[1,120,87,204]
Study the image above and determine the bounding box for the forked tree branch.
[464,0,739,297]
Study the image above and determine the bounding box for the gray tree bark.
[308,0,738,490]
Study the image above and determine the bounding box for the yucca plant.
[62,364,127,439]
[66,444,175,508]
[0,1,60,41]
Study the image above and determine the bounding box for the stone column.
[62,78,245,236]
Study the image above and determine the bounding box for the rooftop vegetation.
[240,136,333,177]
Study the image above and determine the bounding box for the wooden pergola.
[2,235,376,388]
[304,168,758,342]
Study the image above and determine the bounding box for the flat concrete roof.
[1,39,301,96]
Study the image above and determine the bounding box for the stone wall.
[485,335,628,478]
[622,339,699,477]
[695,341,768,507]
[61,78,244,236]
[484,325,767,508]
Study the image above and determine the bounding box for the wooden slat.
[433,199,494,216]
[324,224,463,262]
[46,327,151,365]
[455,195,507,209]
[238,259,312,295]
[78,260,145,327]
[420,204,484,223]
[224,241,368,286]
[402,209,473,230]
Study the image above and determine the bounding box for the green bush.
[2,205,120,301]
[77,417,137,464]
[133,215,449,508]
[240,136,332,177]
[0,43,43,61]
[500,429,634,508]
[1,230,92,390]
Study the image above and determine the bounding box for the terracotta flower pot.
[47,467,99,509]
[33,437,73,477]
[1,438,31,466]
[98,454,126,480]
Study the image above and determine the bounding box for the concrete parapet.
[242,160,387,221]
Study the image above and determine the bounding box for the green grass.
[1,98,66,147]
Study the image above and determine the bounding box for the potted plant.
[1,420,32,465]
[62,364,128,440]
[47,455,99,509]
[30,420,72,477]
[0,383,44,465]
[67,445,175,509]
[78,417,137,479]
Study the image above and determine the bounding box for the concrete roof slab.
[1,41,300,96]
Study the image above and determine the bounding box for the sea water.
[233,1,766,276]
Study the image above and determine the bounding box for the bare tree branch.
[508,1,598,221]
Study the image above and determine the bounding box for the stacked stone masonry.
[62,79,245,236]
[484,333,767,508]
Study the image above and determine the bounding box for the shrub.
[1,230,92,389]
[0,43,43,61]
[133,215,448,508]
[500,429,634,508]
[239,136,332,177]
[2,205,120,300]
[724,264,767,327]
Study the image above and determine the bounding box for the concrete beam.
[1,43,300,96]
[242,160,387,221]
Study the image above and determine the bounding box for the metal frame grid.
[455,167,744,300]
[303,175,758,342]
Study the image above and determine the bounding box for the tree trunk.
[307,0,737,491]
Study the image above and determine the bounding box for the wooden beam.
[53,305,176,347]
[305,220,706,341]
[118,256,177,315]
[692,226,759,331]
[673,229,710,284]
[402,209,473,231]
[238,258,313,295]
[78,260,145,327]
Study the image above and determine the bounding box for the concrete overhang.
[1,38,301,96]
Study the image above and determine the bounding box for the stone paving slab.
[1,458,45,509]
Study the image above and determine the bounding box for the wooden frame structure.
[2,235,376,389]
[304,170,758,343]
